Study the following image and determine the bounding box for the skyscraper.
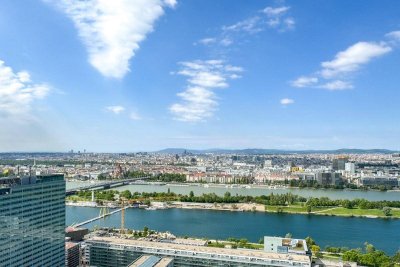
[0,174,65,266]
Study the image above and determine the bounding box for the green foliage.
[77,190,117,201]
[311,245,321,257]
[152,173,186,182]
[305,236,316,248]
[382,207,392,216]
[120,190,132,199]
[342,244,393,266]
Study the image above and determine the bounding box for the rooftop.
[87,236,310,264]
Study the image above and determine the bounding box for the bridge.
[66,176,152,196]
[73,207,128,227]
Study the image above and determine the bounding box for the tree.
[120,190,132,199]
[306,205,312,213]
[364,242,375,254]
[311,245,321,257]
[189,191,194,198]
[382,207,392,216]
[343,249,361,262]
[305,237,316,248]
[393,251,400,263]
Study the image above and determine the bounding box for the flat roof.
[87,236,310,263]
[65,242,79,250]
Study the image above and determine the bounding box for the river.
[66,206,400,255]
[67,181,400,201]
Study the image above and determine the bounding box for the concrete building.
[0,174,65,266]
[316,172,343,186]
[332,157,348,171]
[264,237,309,256]
[85,236,311,267]
[345,162,356,175]
[66,242,80,267]
[129,255,174,267]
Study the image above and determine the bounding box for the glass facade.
[0,175,66,267]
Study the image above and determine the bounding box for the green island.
[67,190,400,219]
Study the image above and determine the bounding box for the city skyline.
[1,0,400,152]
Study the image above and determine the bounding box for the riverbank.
[66,200,400,219]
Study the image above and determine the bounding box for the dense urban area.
[1,150,400,267]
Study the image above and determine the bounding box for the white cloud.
[170,60,242,122]
[280,98,294,105]
[198,5,294,49]
[321,42,392,78]
[163,0,177,8]
[263,6,290,16]
[385,30,400,42]
[319,80,353,91]
[0,60,50,117]
[106,105,125,114]
[291,76,318,88]
[291,38,394,91]
[130,111,142,120]
[198,38,217,45]
[47,0,175,79]
[263,5,294,31]
[223,16,262,34]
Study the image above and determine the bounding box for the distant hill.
[156,148,397,155]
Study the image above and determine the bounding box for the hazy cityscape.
[1,0,400,267]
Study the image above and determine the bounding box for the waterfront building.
[361,177,399,187]
[85,236,311,267]
[264,237,308,256]
[0,174,65,266]
[316,172,343,186]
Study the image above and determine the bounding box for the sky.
[0,0,400,152]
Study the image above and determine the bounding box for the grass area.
[315,207,400,218]
[66,195,89,202]
[265,204,400,219]
[265,204,331,213]
[207,241,263,250]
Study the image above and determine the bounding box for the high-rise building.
[332,157,348,171]
[0,174,65,267]
[345,162,356,175]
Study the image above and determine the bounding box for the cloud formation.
[197,4,294,47]
[320,42,391,78]
[0,60,50,117]
[291,33,396,91]
[106,105,125,114]
[170,60,242,122]
[130,111,142,120]
[47,0,176,78]
[280,98,294,105]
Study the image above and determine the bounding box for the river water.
[67,181,400,201]
[66,206,400,255]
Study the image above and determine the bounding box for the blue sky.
[0,0,399,152]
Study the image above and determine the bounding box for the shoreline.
[66,180,400,193]
[66,201,400,220]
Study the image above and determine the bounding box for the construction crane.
[121,200,125,235]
